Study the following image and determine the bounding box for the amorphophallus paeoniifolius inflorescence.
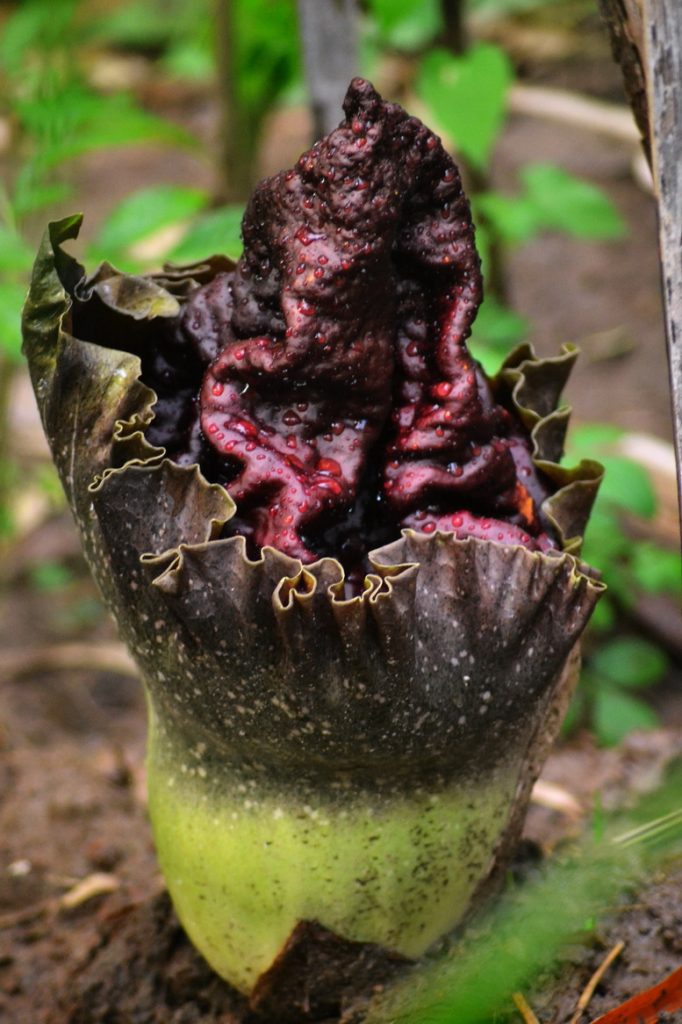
[22,79,604,1011]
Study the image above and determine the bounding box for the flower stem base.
[147,706,519,994]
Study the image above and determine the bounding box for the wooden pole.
[440,0,468,55]
[643,0,682,520]
[214,0,254,201]
[599,0,682,524]
[297,0,359,141]
[598,0,650,153]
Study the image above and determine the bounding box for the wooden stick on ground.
[512,991,541,1024]
[0,642,138,681]
[569,941,625,1024]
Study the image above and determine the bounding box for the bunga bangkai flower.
[23,78,603,1015]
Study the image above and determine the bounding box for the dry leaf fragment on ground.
[589,963,682,1023]
[60,872,120,911]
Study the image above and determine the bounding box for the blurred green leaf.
[468,299,528,373]
[30,561,74,592]
[630,542,682,596]
[0,225,35,273]
[592,636,669,688]
[91,0,216,80]
[0,501,14,539]
[566,422,624,455]
[0,0,78,75]
[234,0,301,118]
[577,501,626,552]
[587,594,616,633]
[169,205,244,264]
[417,44,512,171]
[561,687,586,735]
[367,0,442,50]
[163,38,215,81]
[88,0,181,49]
[470,0,565,13]
[593,686,660,746]
[520,163,626,240]
[565,425,655,518]
[596,454,656,518]
[10,173,72,221]
[34,464,66,507]
[475,192,540,244]
[0,280,28,363]
[91,186,210,257]
[476,166,626,247]
[579,504,628,575]
[16,85,194,170]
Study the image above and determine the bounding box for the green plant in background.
[0,0,303,286]
[87,0,216,81]
[0,0,198,535]
[91,0,301,199]
[0,2,192,226]
[86,185,245,270]
[578,637,667,746]
[0,0,279,535]
[364,0,444,53]
[414,40,625,371]
[562,424,680,745]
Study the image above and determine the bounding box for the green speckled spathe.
[148,706,518,992]
[22,216,604,996]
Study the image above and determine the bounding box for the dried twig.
[570,942,625,1024]
[531,779,583,820]
[509,84,639,142]
[60,872,120,910]
[0,873,121,931]
[0,642,138,681]
[512,991,541,1024]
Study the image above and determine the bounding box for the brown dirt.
[539,863,682,1023]
[2,20,682,1024]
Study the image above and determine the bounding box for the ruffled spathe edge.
[23,216,603,606]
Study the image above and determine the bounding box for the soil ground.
[1,16,681,1024]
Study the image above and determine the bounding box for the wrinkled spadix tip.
[343,76,383,117]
